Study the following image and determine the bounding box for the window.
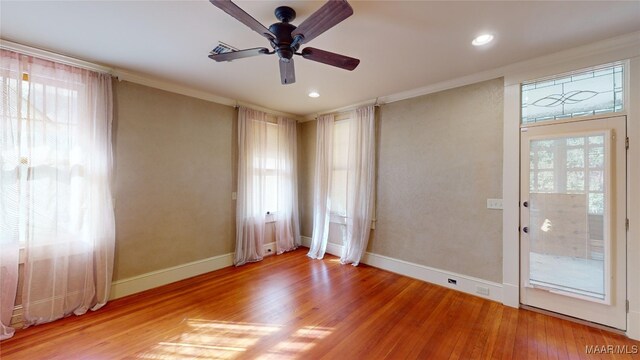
[1,50,115,329]
[521,63,624,124]
[264,122,278,214]
[235,107,299,264]
[529,134,605,215]
[2,72,84,246]
[248,117,293,217]
[330,118,350,217]
[308,106,375,263]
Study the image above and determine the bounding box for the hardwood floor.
[1,248,638,359]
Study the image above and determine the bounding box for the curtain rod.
[306,98,381,121]
[1,40,306,121]
[233,103,304,122]
[311,100,381,121]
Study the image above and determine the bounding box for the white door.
[520,116,627,330]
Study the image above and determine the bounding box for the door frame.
[502,55,640,340]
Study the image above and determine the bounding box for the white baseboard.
[9,254,235,325]
[263,241,276,256]
[362,252,503,303]
[110,252,233,300]
[502,283,520,308]
[628,310,640,341]
[300,236,343,256]
[301,236,312,247]
[326,242,343,257]
[109,242,276,301]
[300,236,503,303]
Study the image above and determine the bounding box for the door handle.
[523,201,528,208]
[523,226,529,234]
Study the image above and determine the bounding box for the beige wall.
[113,81,235,280]
[298,78,504,283]
[113,77,504,282]
[298,121,316,238]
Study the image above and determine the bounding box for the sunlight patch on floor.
[136,320,281,359]
[136,320,333,359]
[256,326,333,359]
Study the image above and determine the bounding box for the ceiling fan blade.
[208,47,270,62]
[209,0,275,40]
[301,47,359,71]
[291,0,353,44]
[279,59,296,85]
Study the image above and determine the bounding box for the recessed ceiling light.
[472,34,494,46]
[308,91,320,98]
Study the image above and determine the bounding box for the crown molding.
[1,38,113,73]
[302,30,640,119]
[113,68,303,120]
[301,98,377,122]
[114,68,235,106]
[501,30,640,85]
[382,31,640,104]
[0,38,303,121]
[5,30,639,123]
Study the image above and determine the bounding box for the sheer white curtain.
[0,209,18,339]
[275,116,300,254]
[307,114,334,259]
[0,49,115,333]
[341,106,376,265]
[1,50,23,339]
[235,107,268,266]
[235,108,300,265]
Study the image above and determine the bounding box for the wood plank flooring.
[1,248,638,359]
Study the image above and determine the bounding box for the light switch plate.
[487,198,503,210]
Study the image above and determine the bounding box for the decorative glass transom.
[521,64,623,124]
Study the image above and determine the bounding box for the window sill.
[17,241,91,265]
[329,213,377,230]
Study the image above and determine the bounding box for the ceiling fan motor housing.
[270,6,299,61]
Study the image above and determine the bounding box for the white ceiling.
[1,1,639,116]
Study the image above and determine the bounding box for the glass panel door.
[527,132,609,301]
[520,116,626,330]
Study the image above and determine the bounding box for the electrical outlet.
[476,286,490,296]
[487,198,503,210]
[447,278,457,285]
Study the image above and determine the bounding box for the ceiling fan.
[208,0,360,85]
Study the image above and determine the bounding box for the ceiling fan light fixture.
[308,91,320,98]
[472,34,494,46]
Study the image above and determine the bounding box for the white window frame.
[329,115,351,222]
[520,63,624,124]
[327,112,377,229]
[7,73,85,263]
[263,120,279,220]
